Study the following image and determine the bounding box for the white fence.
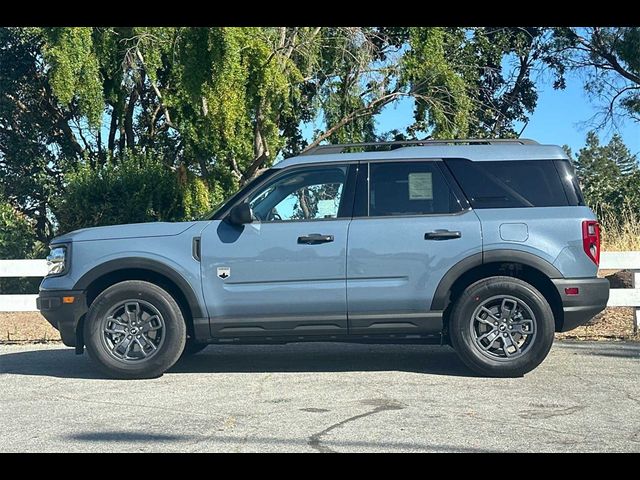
[0,259,48,312]
[0,255,639,331]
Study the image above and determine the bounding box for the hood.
[51,221,198,243]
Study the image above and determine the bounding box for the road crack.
[308,399,404,453]
[519,405,584,420]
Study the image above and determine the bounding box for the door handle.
[298,234,335,245]
[424,230,462,240]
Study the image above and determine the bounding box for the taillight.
[582,220,600,266]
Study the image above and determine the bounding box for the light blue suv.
[37,139,610,379]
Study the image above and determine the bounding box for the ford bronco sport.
[37,139,610,379]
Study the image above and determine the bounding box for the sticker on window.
[316,199,339,218]
[408,172,433,200]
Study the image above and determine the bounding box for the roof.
[274,143,569,169]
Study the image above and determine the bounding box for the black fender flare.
[430,250,563,310]
[74,257,205,318]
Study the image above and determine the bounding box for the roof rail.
[301,138,539,155]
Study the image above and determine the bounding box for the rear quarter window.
[445,159,572,208]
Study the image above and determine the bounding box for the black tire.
[84,280,187,379]
[449,276,555,377]
[180,339,209,358]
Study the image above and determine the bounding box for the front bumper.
[552,278,610,332]
[36,290,88,347]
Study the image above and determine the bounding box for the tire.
[449,276,555,377]
[180,339,208,358]
[84,280,187,379]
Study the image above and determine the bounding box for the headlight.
[46,246,67,276]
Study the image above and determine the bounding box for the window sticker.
[408,172,433,200]
[316,199,339,218]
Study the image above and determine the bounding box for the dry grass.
[599,206,640,251]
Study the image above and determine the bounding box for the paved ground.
[1,340,639,452]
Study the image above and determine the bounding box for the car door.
[200,163,356,338]
[346,160,482,335]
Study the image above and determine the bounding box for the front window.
[208,169,278,220]
[247,166,347,222]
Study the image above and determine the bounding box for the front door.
[200,163,355,338]
[346,160,482,335]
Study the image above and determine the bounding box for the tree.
[458,27,554,137]
[572,131,639,215]
[551,27,640,126]
[2,26,594,244]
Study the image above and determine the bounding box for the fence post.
[634,271,640,334]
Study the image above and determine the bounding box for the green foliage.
[403,28,471,137]
[0,26,638,248]
[179,168,219,220]
[572,131,640,217]
[0,199,38,259]
[41,27,103,126]
[55,153,211,234]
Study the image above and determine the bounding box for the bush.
[0,200,38,259]
[55,153,213,234]
[0,199,43,293]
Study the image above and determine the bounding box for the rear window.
[369,162,462,216]
[445,159,571,208]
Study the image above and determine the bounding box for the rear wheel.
[84,280,186,379]
[449,276,555,377]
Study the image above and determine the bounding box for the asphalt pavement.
[1,340,639,452]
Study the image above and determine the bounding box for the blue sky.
[303,70,640,158]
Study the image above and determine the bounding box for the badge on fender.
[217,267,230,279]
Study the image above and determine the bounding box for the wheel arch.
[432,250,565,332]
[75,257,206,338]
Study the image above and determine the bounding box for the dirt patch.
[600,269,634,288]
[0,312,61,343]
[555,269,638,342]
[555,307,638,342]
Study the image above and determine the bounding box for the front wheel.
[449,276,555,377]
[84,280,187,379]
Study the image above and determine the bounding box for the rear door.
[346,160,482,335]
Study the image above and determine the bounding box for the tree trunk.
[124,89,139,151]
[108,105,118,154]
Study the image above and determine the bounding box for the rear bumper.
[552,278,610,332]
[36,290,88,347]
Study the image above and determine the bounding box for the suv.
[37,139,610,379]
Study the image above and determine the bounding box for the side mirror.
[228,203,254,225]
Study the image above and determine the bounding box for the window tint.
[248,166,347,222]
[445,159,570,208]
[368,162,462,216]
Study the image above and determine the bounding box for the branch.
[303,91,404,152]
[135,48,177,130]
[573,29,640,85]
